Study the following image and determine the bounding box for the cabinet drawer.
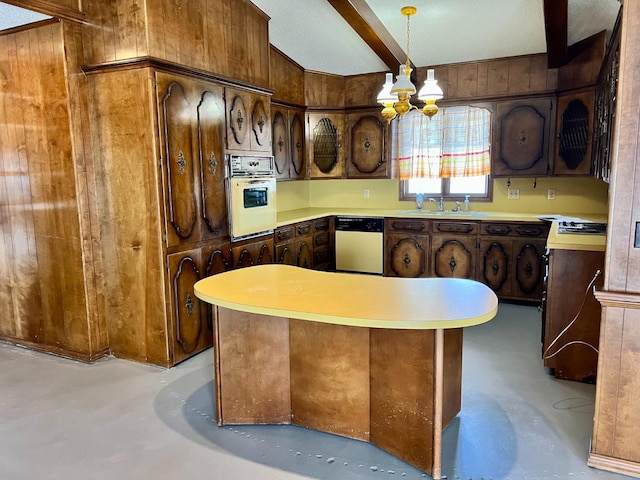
[313,217,332,232]
[433,221,478,234]
[275,226,294,243]
[483,223,513,236]
[386,218,430,234]
[514,224,548,237]
[296,222,312,236]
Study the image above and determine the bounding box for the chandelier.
[377,6,443,123]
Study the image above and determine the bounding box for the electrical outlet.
[547,189,556,200]
[363,189,370,199]
[507,188,520,199]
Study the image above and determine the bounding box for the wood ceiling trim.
[327,0,405,73]
[543,0,569,68]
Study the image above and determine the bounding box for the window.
[392,105,493,201]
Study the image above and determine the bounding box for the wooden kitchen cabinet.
[232,235,275,268]
[542,248,604,382]
[308,112,345,178]
[479,222,549,302]
[553,90,595,176]
[272,103,307,180]
[493,96,555,177]
[431,221,478,279]
[345,110,389,178]
[385,219,431,278]
[157,72,228,247]
[312,216,335,270]
[225,87,271,154]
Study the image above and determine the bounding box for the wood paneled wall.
[81,0,270,89]
[305,71,345,109]
[86,67,170,366]
[0,21,108,360]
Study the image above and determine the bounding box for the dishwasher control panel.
[335,216,384,233]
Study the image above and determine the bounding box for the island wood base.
[213,306,463,478]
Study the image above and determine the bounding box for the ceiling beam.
[327,0,405,73]
[543,0,569,68]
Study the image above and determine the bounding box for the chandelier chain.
[405,11,411,69]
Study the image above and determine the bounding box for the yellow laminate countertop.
[545,221,607,252]
[194,264,499,330]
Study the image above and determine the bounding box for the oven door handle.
[246,179,274,186]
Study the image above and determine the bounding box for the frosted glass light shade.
[377,72,398,105]
[418,69,443,101]
[391,65,416,96]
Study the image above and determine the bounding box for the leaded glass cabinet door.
[308,112,344,178]
[553,91,595,176]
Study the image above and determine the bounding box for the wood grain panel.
[290,319,370,440]
[215,307,291,424]
[344,72,387,108]
[370,329,436,473]
[270,46,305,106]
[82,0,269,88]
[0,21,109,359]
[87,67,168,365]
[305,71,345,108]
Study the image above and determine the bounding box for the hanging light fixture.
[377,6,443,123]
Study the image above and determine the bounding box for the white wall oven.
[227,154,277,242]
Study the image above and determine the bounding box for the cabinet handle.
[391,221,426,232]
[485,225,511,235]
[436,223,474,234]
[297,224,311,235]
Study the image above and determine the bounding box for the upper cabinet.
[345,110,389,178]
[492,97,555,177]
[157,72,228,247]
[308,112,345,179]
[225,87,271,153]
[553,91,595,176]
[272,103,307,180]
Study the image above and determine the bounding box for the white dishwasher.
[334,217,384,275]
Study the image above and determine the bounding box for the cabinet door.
[553,91,595,176]
[479,238,513,297]
[157,73,226,247]
[385,234,430,277]
[312,217,334,270]
[272,105,290,179]
[289,109,307,180]
[308,112,344,178]
[295,236,313,268]
[167,249,211,365]
[431,235,477,279]
[512,239,546,300]
[232,237,275,268]
[493,97,555,177]
[196,86,227,239]
[346,111,388,178]
[158,75,199,246]
[226,88,271,153]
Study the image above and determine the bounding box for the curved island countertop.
[194,264,499,330]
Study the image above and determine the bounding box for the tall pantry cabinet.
[87,64,231,366]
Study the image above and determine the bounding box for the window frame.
[396,101,495,203]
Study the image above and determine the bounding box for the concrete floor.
[0,303,631,480]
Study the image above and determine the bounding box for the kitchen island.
[194,264,498,479]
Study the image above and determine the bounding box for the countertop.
[194,264,499,330]
[277,208,607,252]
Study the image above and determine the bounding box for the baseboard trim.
[588,452,640,478]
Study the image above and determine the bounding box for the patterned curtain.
[391,105,491,180]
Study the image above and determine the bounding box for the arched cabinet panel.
[346,111,388,178]
[161,81,198,244]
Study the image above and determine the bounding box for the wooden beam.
[327,0,405,72]
[543,0,569,68]
[2,0,86,24]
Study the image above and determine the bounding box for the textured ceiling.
[250,0,621,76]
[0,3,50,31]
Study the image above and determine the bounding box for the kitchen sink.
[397,209,472,216]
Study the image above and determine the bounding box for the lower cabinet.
[232,236,275,268]
[167,240,232,365]
[275,219,333,269]
[542,248,604,382]
[384,219,431,278]
[312,217,334,270]
[431,221,479,279]
[478,222,549,302]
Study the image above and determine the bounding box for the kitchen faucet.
[428,197,444,211]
